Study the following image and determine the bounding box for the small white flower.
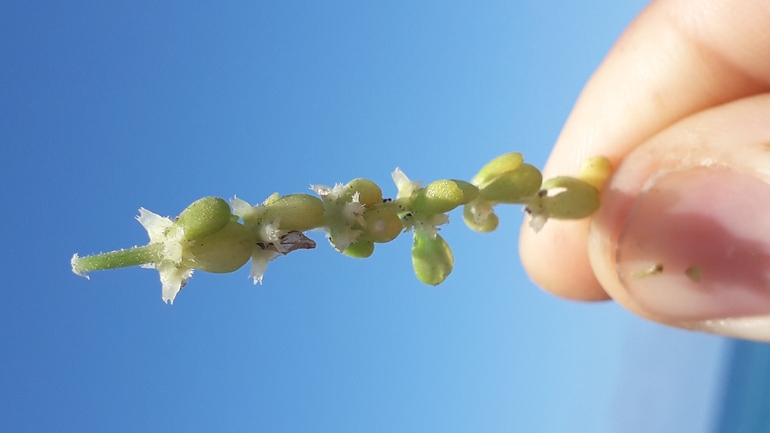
[342,192,366,226]
[465,198,494,226]
[311,182,366,251]
[310,183,345,199]
[258,218,283,249]
[527,212,548,233]
[325,228,363,252]
[391,168,422,201]
[230,196,267,224]
[232,195,311,285]
[248,247,281,285]
[136,208,191,304]
[411,214,448,239]
[136,208,172,240]
[156,261,194,303]
[248,231,316,284]
[392,170,448,237]
[230,196,254,218]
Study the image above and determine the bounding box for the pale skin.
[519,0,770,340]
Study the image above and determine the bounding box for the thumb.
[589,94,770,340]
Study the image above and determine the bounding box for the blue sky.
[1,1,733,432]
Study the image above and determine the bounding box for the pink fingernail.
[617,167,770,320]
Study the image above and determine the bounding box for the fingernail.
[617,167,770,321]
[699,315,770,341]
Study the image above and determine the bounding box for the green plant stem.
[73,244,162,274]
[378,198,413,214]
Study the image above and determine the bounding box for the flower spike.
[71,154,608,302]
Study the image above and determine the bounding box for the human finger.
[590,94,770,341]
[519,0,770,300]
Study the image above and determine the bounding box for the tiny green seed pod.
[176,197,232,241]
[478,163,542,203]
[262,194,325,231]
[462,205,499,233]
[344,178,383,207]
[411,229,454,286]
[539,176,600,219]
[187,221,256,273]
[451,180,479,204]
[342,240,375,258]
[578,156,612,191]
[360,207,403,243]
[412,180,467,215]
[472,152,524,187]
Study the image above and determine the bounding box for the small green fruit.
[360,207,403,243]
[412,229,454,286]
[540,176,600,219]
[462,205,499,233]
[578,156,612,191]
[262,194,325,231]
[187,221,256,273]
[472,153,524,187]
[412,180,469,215]
[342,240,375,258]
[478,163,542,203]
[176,197,232,241]
[451,180,479,204]
[344,179,383,207]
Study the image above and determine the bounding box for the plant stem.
[72,244,162,275]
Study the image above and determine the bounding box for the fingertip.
[588,94,770,340]
[519,218,610,301]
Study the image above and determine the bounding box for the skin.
[518,0,770,339]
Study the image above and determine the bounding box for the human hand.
[519,0,770,340]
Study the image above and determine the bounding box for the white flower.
[418,214,449,239]
[311,182,366,251]
[230,196,267,224]
[527,212,548,233]
[310,183,342,198]
[136,208,191,304]
[248,247,281,285]
[155,261,194,303]
[391,168,422,201]
[258,218,281,245]
[391,169,447,239]
[230,196,255,219]
[523,202,549,233]
[343,192,366,226]
[465,198,494,226]
[231,196,304,284]
[325,227,363,252]
[248,231,317,284]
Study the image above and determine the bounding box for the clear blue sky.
[0,1,736,431]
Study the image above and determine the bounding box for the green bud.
[412,229,454,286]
[452,180,479,204]
[462,205,499,233]
[412,180,471,215]
[478,163,542,203]
[360,207,403,243]
[344,178,383,207]
[187,221,256,273]
[472,152,524,187]
[342,240,375,258]
[176,197,232,241]
[578,156,612,191]
[539,176,600,219]
[262,194,325,231]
